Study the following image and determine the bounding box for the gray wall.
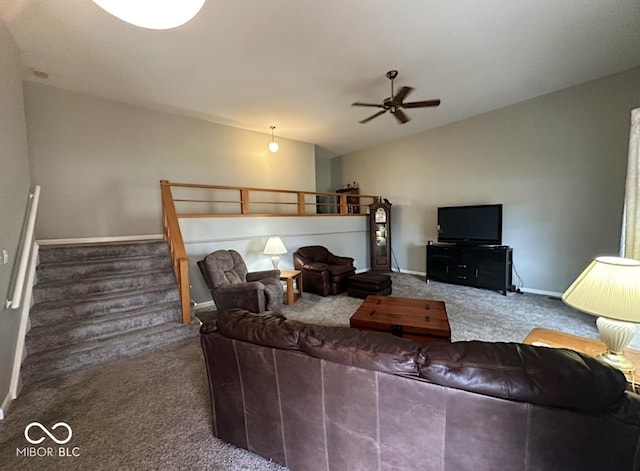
[339,67,640,294]
[0,19,32,415]
[314,145,335,193]
[23,83,317,239]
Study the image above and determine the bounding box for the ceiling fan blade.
[402,99,441,109]
[394,86,413,104]
[392,109,409,124]
[352,102,384,108]
[359,109,388,124]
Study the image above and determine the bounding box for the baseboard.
[37,234,164,245]
[520,287,563,298]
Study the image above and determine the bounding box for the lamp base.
[597,351,636,373]
[270,255,280,270]
[596,316,637,373]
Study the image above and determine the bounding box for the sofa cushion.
[299,325,425,374]
[215,308,302,350]
[419,341,628,412]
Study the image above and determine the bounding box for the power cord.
[390,246,401,273]
[510,260,524,294]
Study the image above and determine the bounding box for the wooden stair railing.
[160,180,191,323]
[160,180,379,323]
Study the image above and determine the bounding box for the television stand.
[426,243,513,295]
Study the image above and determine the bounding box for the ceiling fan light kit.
[353,70,440,124]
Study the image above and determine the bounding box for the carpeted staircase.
[21,239,199,385]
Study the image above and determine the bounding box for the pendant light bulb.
[269,126,279,153]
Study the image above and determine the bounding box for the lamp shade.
[562,256,640,323]
[263,236,287,255]
[92,0,206,30]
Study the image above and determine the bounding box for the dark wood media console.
[426,243,513,295]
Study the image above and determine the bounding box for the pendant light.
[92,0,206,30]
[269,126,279,153]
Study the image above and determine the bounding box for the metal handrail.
[5,185,41,309]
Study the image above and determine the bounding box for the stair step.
[24,239,191,385]
[38,240,168,264]
[33,269,176,304]
[25,302,182,355]
[30,284,181,327]
[21,321,200,384]
[36,255,172,283]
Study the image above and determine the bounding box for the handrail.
[166,181,378,217]
[160,180,191,323]
[5,185,41,309]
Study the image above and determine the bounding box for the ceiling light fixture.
[91,0,206,30]
[269,126,279,153]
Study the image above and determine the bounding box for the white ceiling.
[2,0,640,157]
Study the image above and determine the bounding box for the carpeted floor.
[1,273,636,470]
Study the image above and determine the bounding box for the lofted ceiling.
[2,1,640,157]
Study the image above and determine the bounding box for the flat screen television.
[437,204,502,245]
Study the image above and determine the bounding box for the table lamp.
[263,236,287,269]
[562,256,640,372]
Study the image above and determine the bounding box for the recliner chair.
[293,245,355,296]
[197,250,283,314]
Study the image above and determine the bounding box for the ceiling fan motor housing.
[352,69,440,124]
[383,98,398,112]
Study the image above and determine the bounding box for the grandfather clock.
[369,200,392,272]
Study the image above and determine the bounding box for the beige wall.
[339,67,640,293]
[0,19,32,416]
[23,83,316,239]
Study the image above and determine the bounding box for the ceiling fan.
[352,70,441,124]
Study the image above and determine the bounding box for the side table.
[279,270,303,305]
[523,327,639,393]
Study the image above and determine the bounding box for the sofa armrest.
[302,262,329,272]
[212,282,265,312]
[247,269,281,281]
[217,281,265,293]
[328,254,354,266]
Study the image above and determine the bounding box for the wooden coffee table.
[350,295,451,344]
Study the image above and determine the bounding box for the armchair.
[197,250,283,314]
[293,245,355,296]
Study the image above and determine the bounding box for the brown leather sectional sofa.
[200,309,640,471]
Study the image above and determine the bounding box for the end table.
[279,270,303,305]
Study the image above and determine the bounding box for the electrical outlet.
[2,249,8,264]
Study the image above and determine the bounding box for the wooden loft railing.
[164,181,378,217]
[160,180,378,323]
